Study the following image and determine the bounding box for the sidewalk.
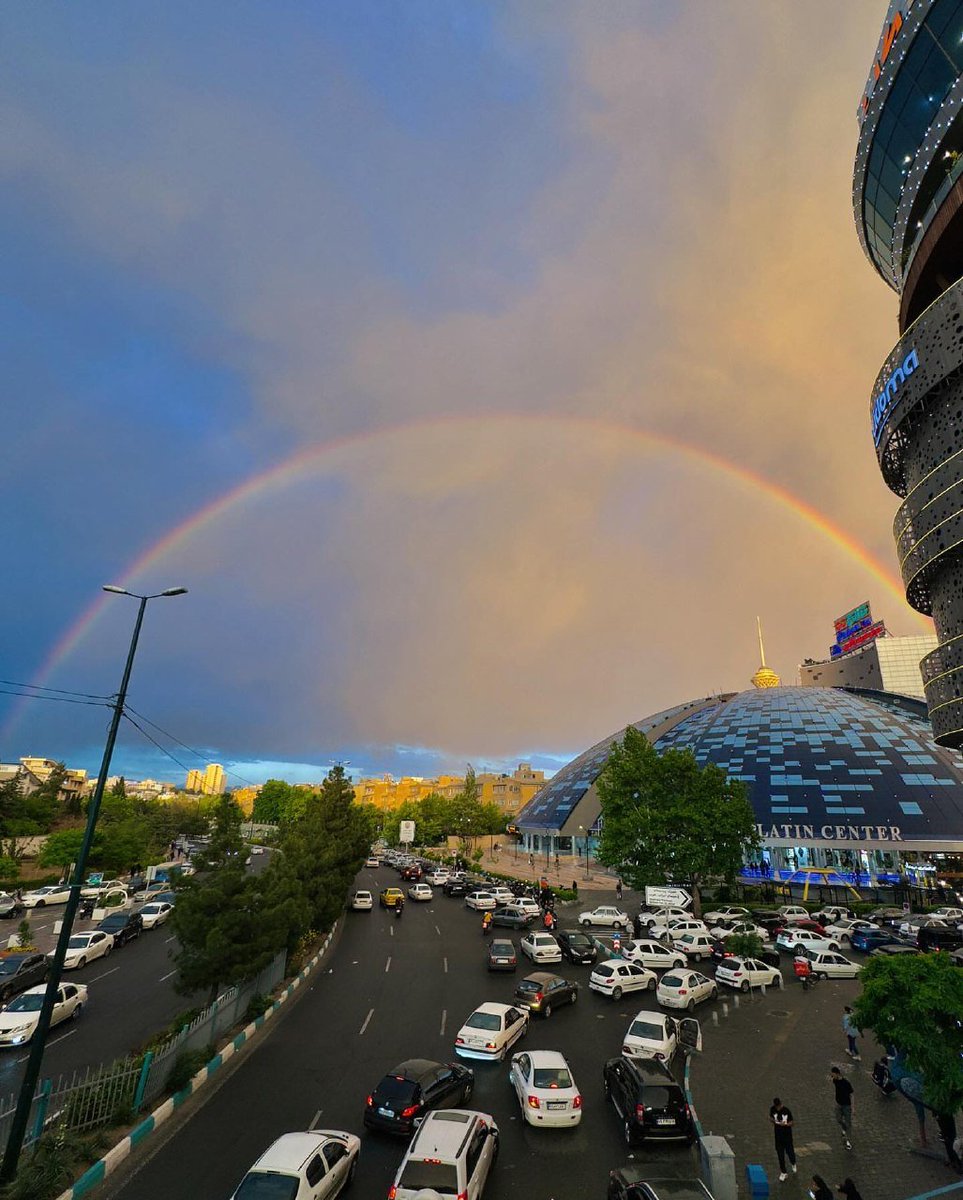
[473,847,624,896]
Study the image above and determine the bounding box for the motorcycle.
[482,915,493,936]
[394,901,404,919]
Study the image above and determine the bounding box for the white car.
[714,956,783,992]
[520,932,562,964]
[22,885,71,908]
[364,856,380,868]
[139,901,173,929]
[672,932,716,961]
[638,905,691,927]
[52,931,113,970]
[408,883,433,902]
[426,869,449,885]
[506,897,541,919]
[620,939,687,971]
[823,918,880,946]
[803,949,862,979]
[230,1130,360,1199]
[708,920,770,941]
[776,928,839,955]
[579,906,630,930]
[0,983,87,1046]
[656,969,718,1010]
[250,846,266,856]
[350,891,373,912]
[489,886,515,906]
[465,891,498,911]
[649,917,708,940]
[508,1049,582,1127]
[621,1010,702,1062]
[589,960,657,999]
[390,1110,498,1200]
[930,907,963,923]
[455,1002,529,1060]
[80,878,126,899]
[703,905,750,924]
[776,905,811,924]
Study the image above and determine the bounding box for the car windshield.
[533,1067,572,1088]
[67,936,90,949]
[99,918,126,929]
[398,1160,459,1193]
[0,960,27,976]
[567,934,591,947]
[629,1020,664,1041]
[5,994,43,1013]
[234,1172,300,1200]
[465,1011,501,1031]
[142,905,162,915]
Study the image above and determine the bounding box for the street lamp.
[1,585,187,1183]
[579,825,590,878]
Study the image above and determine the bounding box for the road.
[106,865,703,1200]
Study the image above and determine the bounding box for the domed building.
[515,686,963,882]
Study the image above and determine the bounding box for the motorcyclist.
[394,896,404,918]
[792,955,812,989]
[482,910,493,935]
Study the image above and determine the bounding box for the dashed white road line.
[389,925,394,937]
[443,956,448,974]
[439,1009,447,1036]
[308,1108,323,1130]
[19,1028,75,1062]
[159,969,178,982]
[165,935,176,943]
[89,966,119,983]
[359,1008,374,1036]
[385,956,391,973]
[434,925,441,936]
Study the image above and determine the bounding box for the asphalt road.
[106,866,703,1200]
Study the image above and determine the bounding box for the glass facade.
[862,0,963,275]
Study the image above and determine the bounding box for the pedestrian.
[554,853,560,870]
[633,912,644,939]
[572,880,578,899]
[830,1067,854,1150]
[528,854,534,868]
[769,1097,797,1181]
[937,1111,963,1172]
[843,1006,861,1061]
[810,1176,832,1200]
[836,1180,863,1200]
[615,878,623,901]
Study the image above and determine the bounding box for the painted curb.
[56,926,337,1200]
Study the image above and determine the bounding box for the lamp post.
[1,585,186,1183]
[579,826,590,878]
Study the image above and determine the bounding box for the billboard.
[830,601,886,658]
[399,820,416,845]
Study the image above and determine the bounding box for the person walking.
[936,1111,963,1172]
[830,1067,855,1150]
[843,1007,861,1061]
[769,1097,797,1181]
[633,911,644,939]
[615,878,623,901]
[836,1179,864,1200]
[810,1176,832,1200]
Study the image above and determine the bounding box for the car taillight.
[365,1094,373,1107]
[685,1102,691,1119]
[534,993,543,1003]
[622,1044,632,1054]
[457,1192,468,1200]
[485,1041,497,1049]
[635,1103,645,1119]
[527,1094,540,1108]
[388,1188,397,1200]
[573,1094,582,1109]
[401,1104,419,1118]
[455,1036,465,1045]
[678,988,688,995]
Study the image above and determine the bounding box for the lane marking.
[359,1008,374,1035]
[89,966,119,983]
[440,1009,447,1036]
[19,1026,78,1061]
[385,956,391,973]
[165,935,176,943]
[389,925,394,937]
[443,956,448,974]
[309,1108,323,1130]
[159,969,177,982]
[434,925,441,936]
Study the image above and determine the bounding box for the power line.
[121,712,198,778]
[0,688,110,709]
[0,679,110,701]
[123,705,259,789]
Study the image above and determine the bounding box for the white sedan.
[672,932,716,961]
[649,917,709,940]
[714,956,783,992]
[776,928,840,955]
[407,883,433,902]
[22,885,71,908]
[140,902,174,929]
[490,886,515,906]
[80,878,126,899]
[51,931,113,970]
[703,905,750,924]
[0,983,87,1046]
[589,960,657,1000]
[638,905,691,926]
[621,939,687,971]
[707,920,770,941]
[803,950,862,979]
[579,906,630,930]
[822,918,880,946]
[426,869,449,885]
[656,969,718,1010]
[507,897,541,918]
[520,932,562,964]
[364,856,380,867]
[455,1002,529,1061]
[230,1130,360,1200]
[508,1049,582,1127]
[465,891,498,911]
[621,1010,702,1062]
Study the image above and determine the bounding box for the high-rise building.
[203,763,226,795]
[853,1,963,744]
[185,769,203,793]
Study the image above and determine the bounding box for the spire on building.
[751,616,781,688]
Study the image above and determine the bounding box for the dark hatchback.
[513,972,578,1017]
[0,954,48,1004]
[602,1057,695,1147]
[870,943,921,959]
[608,1167,713,1200]
[850,927,904,953]
[96,912,143,946]
[556,929,598,965]
[488,939,517,972]
[364,1058,473,1135]
[443,878,468,897]
[490,907,535,930]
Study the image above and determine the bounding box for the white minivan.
[389,1109,499,1200]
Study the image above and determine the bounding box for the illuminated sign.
[859,5,908,122]
[871,348,919,444]
[834,602,870,634]
[828,602,887,658]
[757,823,903,842]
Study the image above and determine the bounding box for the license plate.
[547,1101,566,1110]
[657,1118,676,1126]
[378,1107,394,1118]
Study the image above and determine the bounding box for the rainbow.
[1,413,929,741]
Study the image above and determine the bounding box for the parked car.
[80,878,126,900]
[363,1058,474,1135]
[455,1002,528,1061]
[21,885,71,908]
[714,956,782,992]
[0,893,24,920]
[649,918,709,941]
[656,970,717,1010]
[672,932,716,962]
[408,883,433,902]
[388,1109,498,1200]
[487,939,517,972]
[555,929,599,965]
[490,907,535,930]
[579,906,631,930]
[637,905,691,927]
[139,901,173,930]
[379,888,405,909]
[602,1056,695,1146]
[801,949,861,979]
[776,905,811,923]
[95,911,143,946]
[350,890,374,912]
[812,905,855,926]
[849,927,902,952]
[509,1050,582,1127]
[0,954,47,1004]
[707,919,770,941]
[607,1167,712,1200]
[53,931,114,970]
[621,939,687,971]
[519,932,562,964]
[710,937,780,968]
[870,943,922,959]
[918,924,963,952]
[0,982,87,1047]
[230,1129,360,1199]
[589,960,657,1000]
[512,972,578,1017]
[702,905,750,924]
[775,928,839,956]
[621,1010,701,1063]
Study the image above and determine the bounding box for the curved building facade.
[516,688,963,875]
[854,1,963,745]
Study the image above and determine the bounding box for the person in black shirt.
[830,1067,854,1149]
[769,1097,797,1180]
[836,1179,864,1200]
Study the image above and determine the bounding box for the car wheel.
[775,975,784,989]
[623,1119,634,1146]
[77,957,87,969]
[794,944,805,956]
[818,972,829,981]
[611,985,623,1000]
[674,958,685,969]
[104,945,112,956]
[828,942,839,952]
[686,999,695,1012]
[72,1004,83,1020]
[710,986,718,1000]
[581,919,592,927]
[346,1157,357,1187]
[740,980,749,992]
[35,900,45,908]
[647,977,656,991]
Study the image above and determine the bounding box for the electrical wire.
[122,706,259,789]
[0,678,110,700]
[0,687,111,708]
[121,712,198,777]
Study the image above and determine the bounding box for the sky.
[1,1,926,789]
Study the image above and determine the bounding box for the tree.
[252,779,293,824]
[596,727,759,916]
[39,829,93,870]
[853,952,963,1115]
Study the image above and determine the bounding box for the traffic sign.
[645,886,692,909]
[399,820,416,845]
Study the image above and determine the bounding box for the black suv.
[0,954,48,1004]
[608,1167,712,1200]
[602,1057,695,1147]
[96,911,143,946]
[556,929,598,964]
[918,924,963,952]
[364,1058,474,1135]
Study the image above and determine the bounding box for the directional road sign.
[399,820,416,845]
[645,886,692,909]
